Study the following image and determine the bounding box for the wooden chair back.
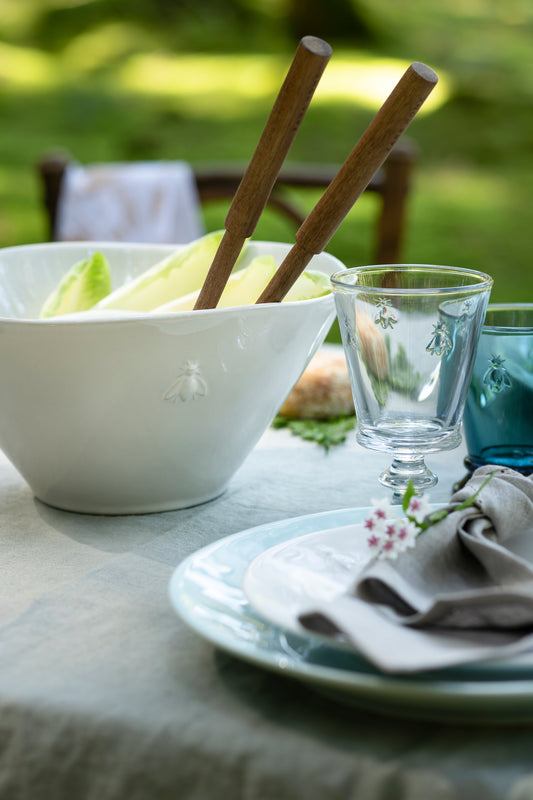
[37,141,416,264]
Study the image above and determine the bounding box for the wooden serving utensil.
[256,62,438,304]
[193,35,332,310]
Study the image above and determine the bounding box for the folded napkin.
[56,160,204,244]
[299,466,533,673]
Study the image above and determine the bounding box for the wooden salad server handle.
[193,35,332,310]
[256,61,438,304]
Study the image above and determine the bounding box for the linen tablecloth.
[0,429,532,800]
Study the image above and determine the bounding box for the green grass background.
[1,0,532,313]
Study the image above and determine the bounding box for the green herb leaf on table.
[272,415,356,452]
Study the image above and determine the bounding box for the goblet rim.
[330,264,493,295]
[482,303,533,333]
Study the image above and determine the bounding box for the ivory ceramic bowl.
[0,241,344,514]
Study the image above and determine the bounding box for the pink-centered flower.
[406,495,432,524]
[377,537,401,560]
[394,521,418,552]
[365,499,427,560]
[370,497,393,517]
[365,472,495,561]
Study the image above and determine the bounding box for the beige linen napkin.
[56,160,204,244]
[299,466,533,673]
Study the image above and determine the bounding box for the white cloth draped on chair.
[56,160,205,244]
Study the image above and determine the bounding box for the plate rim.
[168,506,533,719]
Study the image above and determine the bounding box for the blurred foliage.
[0,0,379,52]
[0,0,532,309]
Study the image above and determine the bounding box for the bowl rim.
[0,240,344,325]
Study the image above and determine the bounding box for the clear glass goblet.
[331,265,493,498]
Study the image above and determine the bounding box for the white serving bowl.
[0,240,344,514]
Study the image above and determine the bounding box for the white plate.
[243,522,370,638]
[169,507,533,724]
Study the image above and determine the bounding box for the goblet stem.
[379,455,437,502]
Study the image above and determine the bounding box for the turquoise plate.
[169,507,533,724]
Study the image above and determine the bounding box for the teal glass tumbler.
[463,304,533,474]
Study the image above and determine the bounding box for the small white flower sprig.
[364,474,495,560]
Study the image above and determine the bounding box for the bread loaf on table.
[278,347,354,420]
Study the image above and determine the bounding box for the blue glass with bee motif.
[463,304,533,473]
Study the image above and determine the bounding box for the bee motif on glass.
[374,298,398,329]
[426,321,452,357]
[482,354,511,393]
[456,298,475,334]
[461,298,475,316]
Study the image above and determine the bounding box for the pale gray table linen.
[0,431,533,800]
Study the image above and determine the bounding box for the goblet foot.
[379,455,437,502]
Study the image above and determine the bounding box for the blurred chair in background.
[37,139,416,263]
